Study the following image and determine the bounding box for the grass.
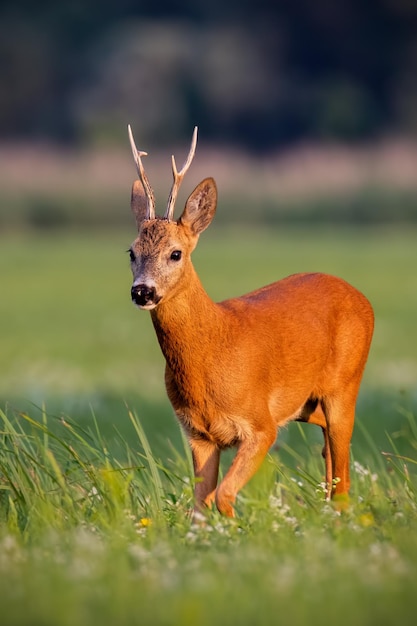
[0,404,416,626]
[1,226,417,624]
[1,225,417,397]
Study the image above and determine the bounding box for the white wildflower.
[87,486,102,501]
[269,494,282,509]
[353,461,378,484]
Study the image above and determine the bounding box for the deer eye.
[128,248,136,262]
[170,250,182,262]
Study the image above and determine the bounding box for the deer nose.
[131,284,156,307]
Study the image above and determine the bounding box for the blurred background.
[1,0,416,453]
[2,0,417,148]
[1,0,417,229]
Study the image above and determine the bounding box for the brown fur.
[129,176,374,517]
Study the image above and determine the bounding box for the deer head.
[127,126,217,310]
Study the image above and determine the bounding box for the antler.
[165,126,198,221]
[128,124,156,220]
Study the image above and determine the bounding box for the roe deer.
[127,126,374,517]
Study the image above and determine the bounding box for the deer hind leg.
[215,428,276,518]
[321,426,333,500]
[298,401,333,499]
[303,395,356,502]
[322,390,357,502]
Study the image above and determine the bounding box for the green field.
[1,226,417,625]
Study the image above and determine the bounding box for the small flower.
[359,512,375,527]
[316,481,327,494]
[353,461,378,484]
[87,486,102,501]
[124,509,136,521]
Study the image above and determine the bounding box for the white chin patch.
[135,302,157,311]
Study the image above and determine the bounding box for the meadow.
[1,223,417,625]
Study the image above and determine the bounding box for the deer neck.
[150,264,223,371]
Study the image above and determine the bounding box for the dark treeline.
[1,0,417,150]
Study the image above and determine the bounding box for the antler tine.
[128,124,156,220]
[165,126,198,220]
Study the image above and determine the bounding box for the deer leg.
[322,426,333,500]
[189,438,220,512]
[298,402,333,499]
[215,429,276,517]
[323,393,356,501]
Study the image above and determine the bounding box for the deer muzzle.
[131,283,157,309]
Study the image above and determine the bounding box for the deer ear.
[179,178,217,235]
[131,180,148,230]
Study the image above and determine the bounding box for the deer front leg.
[189,438,220,513]
[216,429,276,517]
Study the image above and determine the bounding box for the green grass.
[1,225,417,397]
[1,226,417,625]
[0,405,416,626]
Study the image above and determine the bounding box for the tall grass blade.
[128,408,164,514]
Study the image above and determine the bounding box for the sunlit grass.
[0,405,416,626]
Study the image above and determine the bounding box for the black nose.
[131,284,156,307]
